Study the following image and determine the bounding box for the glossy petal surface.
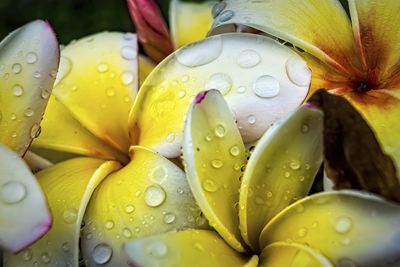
[0,145,50,253]
[239,105,323,250]
[130,33,310,157]
[259,242,334,267]
[170,0,216,48]
[4,158,120,267]
[124,230,256,267]
[183,90,247,252]
[52,32,138,156]
[81,146,208,266]
[33,96,129,163]
[138,55,156,86]
[0,20,59,155]
[210,0,362,76]
[259,191,400,267]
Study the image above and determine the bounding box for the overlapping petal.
[210,0,362,76]
[81,146,209,266]
[124,230,258,267]
[0,20,59,155]
[258,242,334,267]
[130,33,310,158]
[3,158,120,267]
[259,191,400,267]
[183,90,247,252]
[0,145,50,253]
[239,105,323,250]
[51,32,138,157]
[170,0,216,48]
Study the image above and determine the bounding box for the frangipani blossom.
[0,20,59,253]
[211,0,400,183]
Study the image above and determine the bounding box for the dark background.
[0,0,349,45]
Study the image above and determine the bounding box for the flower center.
[355,81,373,92]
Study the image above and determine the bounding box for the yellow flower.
[0,20,59,253]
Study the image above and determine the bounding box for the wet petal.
[52,32,138,156]
[210,0,362,76]
[124,230,257,267]
[127,0,174,63]
[130,33,310,158]
[259,191,400,267]
[239,105,323,250]
[3,158,120,267]
[81,146,208,266]
[349,0,400,85]
[259,242,334,267]
[0,20,59,155]
[0,145,50,253]
[170,0,215,48]
[32,96,129,164]
[182,90,247,252]
[138,55,156,86]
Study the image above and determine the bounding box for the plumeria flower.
[0,20,59,253]
[210,0,400,185]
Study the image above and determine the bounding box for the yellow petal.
[169,0,216,48]
[138,55,156,85]
[0,20,59,155]
[130,33,310,157]
[259,242,333,267]
[239,105,323,250]
[32,95,129,163]
[210,0,362,76]
[349,0,400,85]
[259,191,400,267]
[123,230,257,267]
[52,32,138,155]
[182,90,247,252]
[81,146,209,266]
[0,145,50,253]
[3,157,121,267]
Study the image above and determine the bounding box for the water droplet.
[62,242,70,252]
[230,145,240,156]
[146,240,168,258]
[212,1,226,18]
[266,191,273,198]
[24,108,34,117]
[123,33,135,40]
[335,216,352,234]
[214,124,226,137]
[63,208,78,224]
[205,134,213,142]
[105,220,114,230]
[97,63,109,73]
[301,124,309,133]
[289,160,300,170]
[285,56,312,87]
[144,184,166,207]
[125,205,135,214]
[121,46,137,60]
[176,36,222,67]
[41,89,50,99]
[236,86,247,94]
[194,242,205,251]
[12,84,24,97]
[297,227,308,238]
[247,115,257,125]
[202,179,219,192]
[41,252,51,263]
[70,85,78,92]
[12,63,22,74]
[122,228,132,238]
[295,204,305,213]
[121,71,134,85]
[166,132,175,143]
[177,90,186,98]
[237,50,261,68]
[210,159,223,169]
[219,10,234,22]
[26,52,38,64]
[205,73,232,95]
[0,181,26,204]
[33,71,41,78]
[106,87,115,97]
[341,237,351,246]
[30,124,41,139]
[22,249,32,261]
[253,75,280,98]
[284,172,291,178]
[92,243,113,265]
[163,213,176,224]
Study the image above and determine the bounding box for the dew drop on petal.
[12,84,24,97]
[22,249,32,261]
[236,86,247,94]
[212,1,226,18]
[121,71,134,85]
[253,75,280,98]
[146,241,168,258]
[166,132,175,143]
[106,87,116,97]
[289,160,300,170]
[219,10,234,22]
[163,213,176,224]
[121,46,137,60]
[24,108,34,117]
[229,145,240,156]
[202,179,219,192]
[97,63,109,73]
[214,124,226,137]
[247,115,257,125]
[92,243,113,265]
[12,63,22,74]
[40,252,51,264]
[176,37,222,67]
[63,208,78,224]
[0,181,26,204]
[335,216,352,234]
[205,73,232,95]
[105,220,114,230]
[144,184,166,207]
[25,52,38,64]
[122,228,132,238]
[237,50,261,68]
[285,56,312,87]
[210,159,223,169]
